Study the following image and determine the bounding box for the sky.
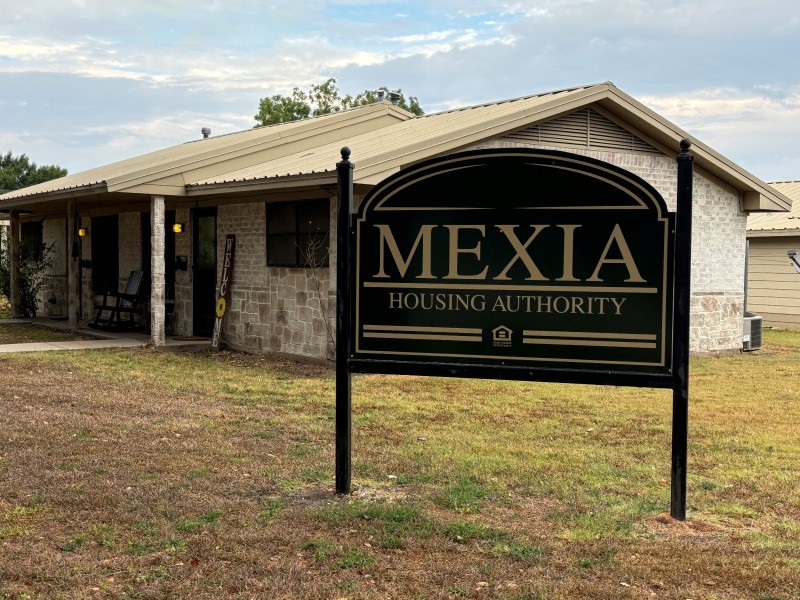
[1,0,799,182]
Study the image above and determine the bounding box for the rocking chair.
[90,270,145,330]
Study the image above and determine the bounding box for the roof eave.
[0,182,108,208]
[746,228,800,238]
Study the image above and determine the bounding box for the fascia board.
[0,182,108,207]
[120,184,187,197]
[746,229,800,237]
[186,172,336,196]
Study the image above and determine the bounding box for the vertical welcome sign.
[336,147,693,519]
[211,234,235,351]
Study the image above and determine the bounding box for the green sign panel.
[352,149,675,374]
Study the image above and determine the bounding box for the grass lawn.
[0,322,95,345]
[0,329,798,599]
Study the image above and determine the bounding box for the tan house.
[746,181,800,330]
[0,82,790,359]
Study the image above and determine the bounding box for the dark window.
[266,199,330,267]
[21,221,43,261]
[91,215,119,293]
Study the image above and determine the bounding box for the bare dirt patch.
[646,513,725,541]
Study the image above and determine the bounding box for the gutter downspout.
[743,240,749,314]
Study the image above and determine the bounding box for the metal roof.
[186,83,791,212]
[747,181,800,236]
[0,82,791,214]
[0,101,413,204]
[188,84,601,188]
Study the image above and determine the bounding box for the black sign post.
[335,148,354,495]
[335,145,693,519]
[671,140,694,520]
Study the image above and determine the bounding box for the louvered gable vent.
[503,108,660,154]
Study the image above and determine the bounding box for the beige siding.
[747,236,800,330]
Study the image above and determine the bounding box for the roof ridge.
[417,82,610,118]
[183,101,412,144]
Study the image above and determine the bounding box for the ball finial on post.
[680,138,691,153]
[340,146,351,161]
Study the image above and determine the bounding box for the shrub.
[0,238,55,317]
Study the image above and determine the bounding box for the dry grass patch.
[0,330,797,598]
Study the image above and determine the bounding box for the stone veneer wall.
[41,217,67,317]
[37,214,93,322]
[38,212,150,324]
[469,141,747,352]
[118,213,142,282]
[179,201,336,360]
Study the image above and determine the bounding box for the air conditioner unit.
[743,312,763,352]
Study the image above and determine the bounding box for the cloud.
[1,0,799,180]
[640,88,800,122]
[639,87,800,181]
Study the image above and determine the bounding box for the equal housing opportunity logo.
[492,325,512,347]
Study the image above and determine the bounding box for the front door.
[193,207,217,337]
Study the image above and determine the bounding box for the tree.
[254,78,423,127]
[0,152,67,191]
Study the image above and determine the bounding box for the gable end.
[502,108,660,155]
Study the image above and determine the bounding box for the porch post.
[150,195,166,346]
[67,201,79,328]
[9,210,21,318]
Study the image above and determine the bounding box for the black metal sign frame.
[335,145,693,520]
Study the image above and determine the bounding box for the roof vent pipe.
[201,127,211,139]
[388,92,400,105]
[377,90,385,102]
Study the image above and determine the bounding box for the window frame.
[20,220,44,262]
[265,199,330,268]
